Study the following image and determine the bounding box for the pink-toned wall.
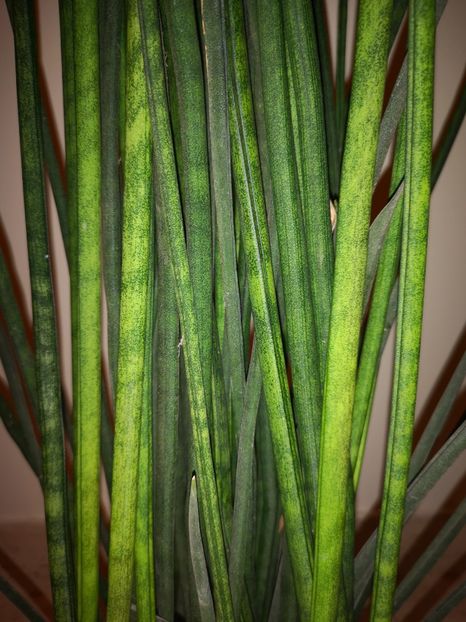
[1,0,465,523]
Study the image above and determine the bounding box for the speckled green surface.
[10,2,75,620]
[370,2,436,619]
[106,1,152,618]
[72,0,102,618]
[138,0,233,618]
[2,1,464,620]
[228,0,313,616]
[312,1,392,620]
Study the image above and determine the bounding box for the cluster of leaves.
[1,0,465,621]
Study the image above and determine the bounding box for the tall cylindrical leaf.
[72,0,102,616]
[138,1,234,617]
[370,2,435,619]
[10,1,75,619]
[226,0,313,614]
[312,1,392,619]
[107,0,152,617]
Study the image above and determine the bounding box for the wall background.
[0,0,465,523]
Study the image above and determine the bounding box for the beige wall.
[0,1,465,522]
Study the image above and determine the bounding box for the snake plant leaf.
[374,0,447,184]
[424,580,466,622]
[57,0,76,256]
[160,0,214,416]
[153,210,180,622]
[237,231,253,368]
[351,226,402,490]
[0,243,45,473]
[227,0,314,614]
[374,64,407,185]
[362,58,462,355]
[393,496,466,611]
[134,381,156,622]
[390,0,408,46]
[172,397,195,621]
[106,1,153,618]
[409,350,466,481]
[138,1,234,616]
[336,0,348,162]
[57,4,80,539]
[241,0,286,328]
[256,0,322,533]
[351,113,407,490]
[229,344,261,616]
[354,420,466,616]
[369,3,436,617]
[72,0,102,615]
[267,540,298,622]
[363,181,404,310]
[40,101,69,261]
[188,476,216,622]
[5,1,68,261]
[134,206,156,622]
[253,403,281,620]
[0,321,41,477]
[282,0,334,378]
[0,394,39,478]
[9,1,75,618]
[353,44,465,493]
[312,0,340,196]
[3,2,464,620]
[99,0,124,399]
[211,327,233,531]
[0,575,46,622]
[311,2,392,619]
[198,0,245,443]
[431,79,466,186]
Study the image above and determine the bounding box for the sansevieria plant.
[1,0,465,620]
